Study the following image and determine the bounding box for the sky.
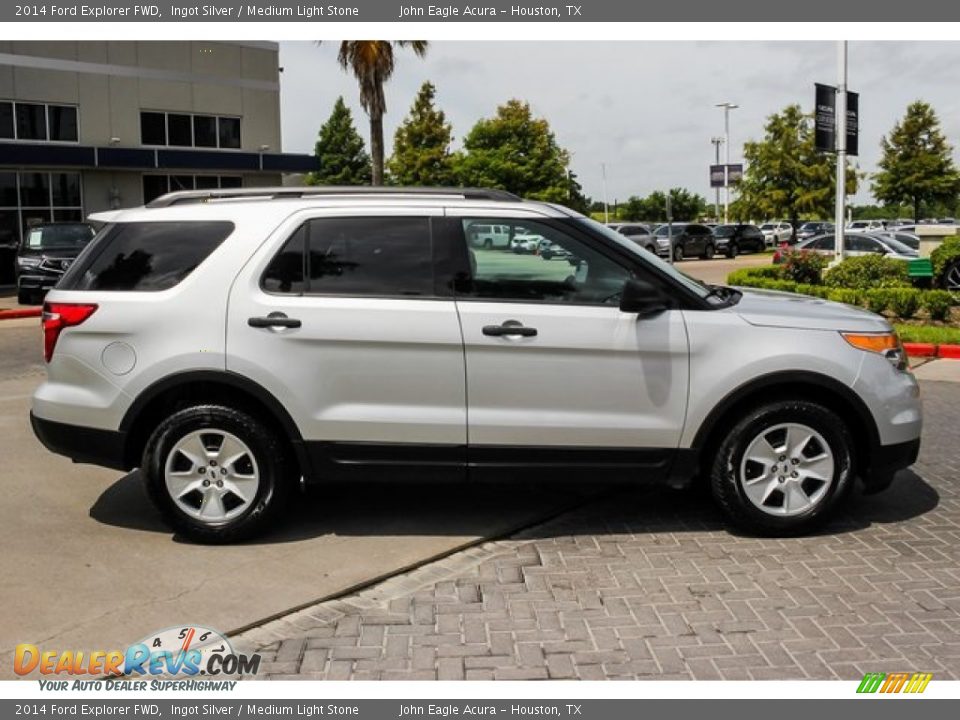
[277,41,960,206]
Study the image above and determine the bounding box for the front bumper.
[17,272,60,291]
[861,437,921,494]
[30,412,130,471]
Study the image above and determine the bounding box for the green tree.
[332,41,429,185]
[872,101,960,222]
[306,97,371,186]
[619,188,707,222]
[386,81,455,186]
[454,100,575,204]
[737,104,858,232]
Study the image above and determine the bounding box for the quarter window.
[459,219,633,305]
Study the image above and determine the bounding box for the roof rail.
[145,186,522,208]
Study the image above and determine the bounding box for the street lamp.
[716,102,739,224]
[710,136,723,221]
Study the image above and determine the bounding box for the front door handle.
[482,323,537,337]
[248,312,301,329]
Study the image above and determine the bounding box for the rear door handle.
[248,312,301,329]
[482,324,537,337]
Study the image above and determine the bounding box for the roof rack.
[146,186,522,208]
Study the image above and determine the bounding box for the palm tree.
[333,41,428,185]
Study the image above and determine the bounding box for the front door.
[449,215,690,480]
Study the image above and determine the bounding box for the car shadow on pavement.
[88,468,938,544]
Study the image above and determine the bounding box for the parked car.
[653,222,716,260]
[877,231,921,251]
[712,224,766,258]
[16,222,98,305]
[760,222,793,246]
[796,222,834,242]
[31,186,920,542]
[847,220,885,232]
[775,233,919,263]
[607,223,653,243]
[510,232,544,254]
[465,222,511,250]
[538,239,575,262]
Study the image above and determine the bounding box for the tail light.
[43,302,98,363]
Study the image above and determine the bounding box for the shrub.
[888,288,921,319]
[865,289,891,314]
[827,288,864,306]
[823,255,911,290]
[765,279,798,293]
[931,236,960,282]
[727,266,780,286]
[795,283,818,297]
[780,249,826,284]
[922,289,954,321]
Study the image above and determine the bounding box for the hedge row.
[726,269,956,320]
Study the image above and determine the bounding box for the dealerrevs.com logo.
[15,625,260,682]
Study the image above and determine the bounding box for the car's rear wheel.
[702,243,715,260]
[673,245,684,261]
[143,404,292,543]
[710,400,854,535]
[726,242,739,259]
[483,239,493,250]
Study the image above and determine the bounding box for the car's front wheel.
[726,242,739,259]
[710,400,854,535]
[142,404,292,543]
[673,245,684,261]
[940,258,960,291]
[702,243,715,260]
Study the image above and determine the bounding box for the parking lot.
[2,250,956,682]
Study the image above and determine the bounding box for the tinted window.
[306,217,433,296]
[220,176,242,189]
[51,172,81,207]
[60,221,233,292]
[218,117,241,149]
[140,112,166,145]
[16,103,46,140]
[0,102,13,139]
[0,172,17,206]
[167,114,192,146]
[262,225,306,294]
[48,106,78,142]
[23,223,94,250]
[461,218,632,305]
[848,234,878,253]
[142,175,168,204]
[19,173,49,207]
[193,115,217,147]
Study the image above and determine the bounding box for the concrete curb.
[904,342,960,359]
[0,308,40,321]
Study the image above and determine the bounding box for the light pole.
[834,41,848,266]
[601,162,609,224]
[710,136,723,221]
[716,102,739,224]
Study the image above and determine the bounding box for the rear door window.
[59,221,233,291]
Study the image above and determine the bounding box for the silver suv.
[30,187,922,542]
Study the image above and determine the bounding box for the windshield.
[654,224,685,237]
[574,217,710,300]
[879,236,918,255]
[22,224,95,251]
[713,225,735,237]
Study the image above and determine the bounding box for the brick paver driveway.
[237,380,960,681]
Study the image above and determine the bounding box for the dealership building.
[0,40,316,285]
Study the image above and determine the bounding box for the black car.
[711,224,766,257]
[16,223,97,305]
[652,223,716,260]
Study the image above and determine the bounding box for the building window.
[139,111,242,149]
[142,174,243,204]
[0,101,78,143]
[0,171,84,245]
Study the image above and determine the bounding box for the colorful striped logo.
[857,672,932,694]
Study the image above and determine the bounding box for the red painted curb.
[0,308,41,320]
[937,344,960,359]
[904,342,937,357]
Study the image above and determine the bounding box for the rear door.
[226,208,467,481]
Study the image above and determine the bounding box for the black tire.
[726,243,739,259]
[17,289,35,306]
[645,245,656,255]
[673,244,684,262]
[142,404,292,543]
[702,243,715,260]
[483,238,493,250]
[940,258,960,292]
[710,400,854,536]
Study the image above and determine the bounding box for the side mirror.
[619,279,668,316]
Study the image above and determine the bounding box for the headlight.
[656,238,669,246]
[841,331,907,371]
[17,256,41,267]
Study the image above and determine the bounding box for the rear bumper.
[30,412,129,471]
[861,438,921,494]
